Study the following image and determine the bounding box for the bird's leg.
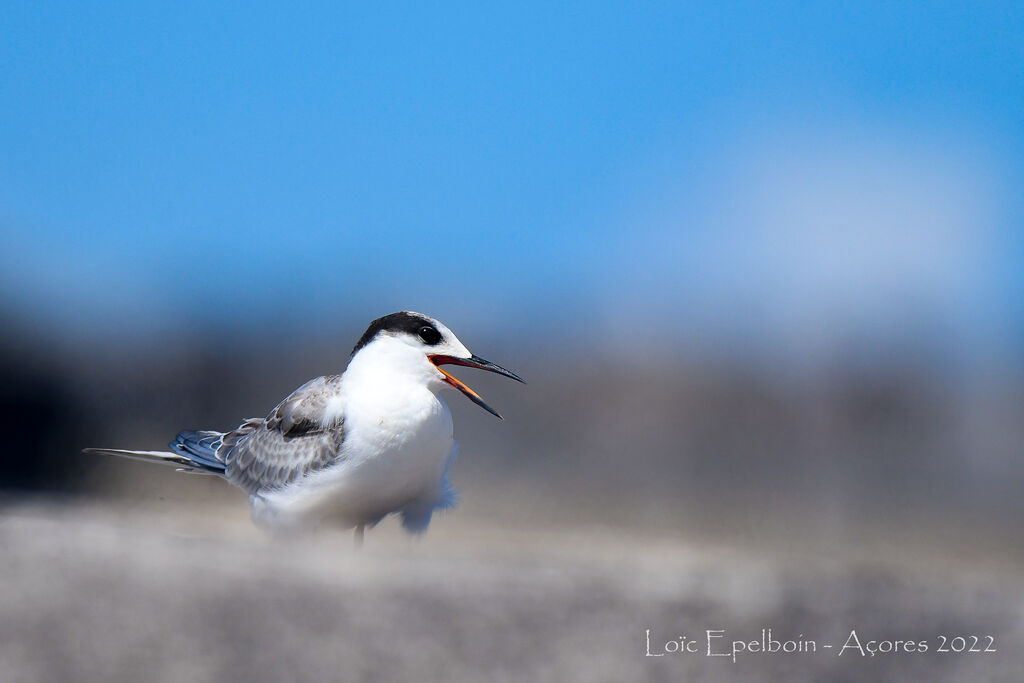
[354,523,364,548]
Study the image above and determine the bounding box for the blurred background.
[1,2,1022,681]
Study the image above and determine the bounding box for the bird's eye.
[418,326,442,345]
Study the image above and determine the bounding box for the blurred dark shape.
[1,302,1022,553]
[0,328,89,492]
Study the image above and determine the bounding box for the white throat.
[342,335,447,395]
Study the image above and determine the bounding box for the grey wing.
[221,375,346,495]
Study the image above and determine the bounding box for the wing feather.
[219,375,346,495]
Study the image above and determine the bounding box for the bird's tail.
[83,430,229,475]
[80,448,219,474]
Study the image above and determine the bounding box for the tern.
[84,311,524,542]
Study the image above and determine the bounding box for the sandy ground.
[1,497,1022,683]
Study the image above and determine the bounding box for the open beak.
[428,354,525,419]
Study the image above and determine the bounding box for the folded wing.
[172,375,346,495]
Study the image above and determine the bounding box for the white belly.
[253,389,456,530]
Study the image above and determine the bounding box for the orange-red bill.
[429,354,525,419]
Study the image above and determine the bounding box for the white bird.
[84,311,524,543]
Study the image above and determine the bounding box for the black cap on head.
[351,312,442,356]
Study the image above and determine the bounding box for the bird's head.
[350,311,524,418]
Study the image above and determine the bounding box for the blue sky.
[2,2,1022,359]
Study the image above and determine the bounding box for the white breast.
[254,382,456,529]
